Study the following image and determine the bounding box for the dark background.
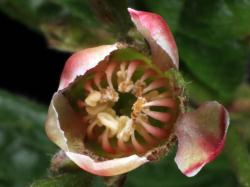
[0,11,69,104]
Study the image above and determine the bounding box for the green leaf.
[0,0,41,30]
[225,123,250,187]
[179,0,250,46]
[0,89,56,187]
[125,151,238,187]
[0,0,133,52]
[31,171,94,187]
[176,33,248,103]
[89,0,132,35]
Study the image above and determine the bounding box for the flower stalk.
[103,174,127,187]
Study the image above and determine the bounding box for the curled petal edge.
[66,152,148,176]
[58,44,118,90]
[45,93,68,151]
[174,101,229,177]
[128,8,179,70]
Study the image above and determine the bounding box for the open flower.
[45,8,229,177]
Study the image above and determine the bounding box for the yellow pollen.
[100,88,119,102]
[132,80,146,97]
[132,97,147,119]
[85,91,101,107]
[117,62,134,93]
[82,60,175,155]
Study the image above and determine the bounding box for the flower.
[45,8,229,177]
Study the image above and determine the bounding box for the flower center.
[78,60,178,156]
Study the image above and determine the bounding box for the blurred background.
[0,0,249,187]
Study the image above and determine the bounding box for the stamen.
[100,88,119,103]
[85,103,110,116]
[87,120,98,138]
[118,138,130,153]
[132,97,147,119]
[117,116,134,142]
[105,62,117,89]
[144,110,171,122]
[144,98,176,108]
[136,125,156,145]
[131,134,146,153]
[150,92,171,101]
[84,80,94,92]
[102,130,114,153]
[137,118,167,139]
[140,69,156,82]
[144,90,159,101]
[143,79,166,94]
[97,112,119,137]
[85,91,101,107]
[94,72,103,90]
[126,61,140,81]
[132,80,146,97]
[82,60,177,156]
[117,62,134,93]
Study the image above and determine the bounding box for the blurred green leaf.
[179,0,250,46]
[89,0,132,35]
[225,123,250,187]
[0,0,133,51]
[125,151,238,187]
[176,33,248,103]
[0,90,56,187]
[31,171,93,187]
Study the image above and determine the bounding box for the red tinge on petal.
[128,8,179,70]
[66,152,148,176]
[174,101,229,177]
[58,44,118,90]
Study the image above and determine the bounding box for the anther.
[85,91,101,107]
[97,112,119,137]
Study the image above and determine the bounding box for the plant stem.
[103,174,127,187]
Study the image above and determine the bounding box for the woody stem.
[103,174,127,187]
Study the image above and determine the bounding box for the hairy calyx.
[78,60,177,156]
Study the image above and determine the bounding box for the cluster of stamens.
[78,60,177,156]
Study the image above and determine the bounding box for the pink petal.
[66,152,148,176]
[45,93,68,151]
[174,101,229,177]
[58,44,118,90]
[128,8,179,70]
[45,92,85,152]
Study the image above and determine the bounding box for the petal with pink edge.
[66,152,148,176]
[128,8,179,70]
[45,92,85,152]
[174,101,229,177]
[59,44,118,90]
